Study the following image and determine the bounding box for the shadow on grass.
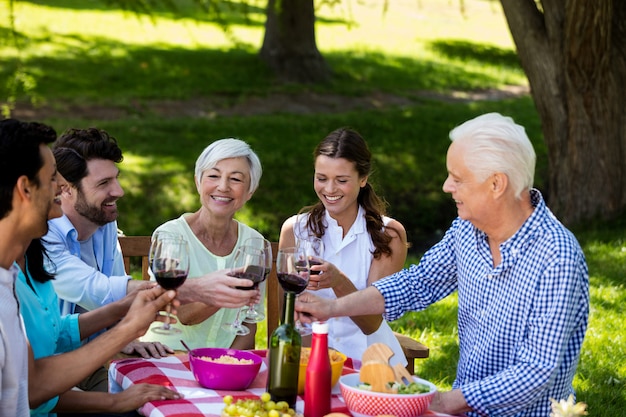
[1,29,524,103]
[575,214,626,288]
[428,39,522,70]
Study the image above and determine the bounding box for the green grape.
[224,404,237,416]
[220,393,303,417]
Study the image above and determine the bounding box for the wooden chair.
[119,237,429,374]
[119,235,152,280]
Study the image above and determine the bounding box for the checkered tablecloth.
[109,350,356,417]
[109,350,456,417]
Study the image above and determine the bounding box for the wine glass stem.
[233,307,243,327]
[163,303,172,330]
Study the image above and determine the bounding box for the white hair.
[194,138,262,194]
[449,112,536,199]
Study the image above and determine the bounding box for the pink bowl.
[339,373,437,417]
[189,348,262,390]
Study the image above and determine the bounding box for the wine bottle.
[304,321,331,417]
[267,292,302,409]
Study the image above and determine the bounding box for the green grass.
[3,1,624,415]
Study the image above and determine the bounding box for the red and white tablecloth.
[109,350,354,417]
[109,350,453,417]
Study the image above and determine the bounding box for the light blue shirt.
[43,215,130,315]
[15,264,81,417]
[374,189,589,416]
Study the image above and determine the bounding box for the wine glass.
[276,246,311,335]
[243,238,272,324]
[150,233,190,335]
[296,237,324,335]
[297,236,324,276]
[221,246,266,336]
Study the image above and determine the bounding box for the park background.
[2,0,624,415]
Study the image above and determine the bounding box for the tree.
[500,0,626,224]
[260,0,331,83]
[101,0,332,83]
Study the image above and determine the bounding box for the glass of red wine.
[221,245,266,336]
[297,237,324,277]
[296,237,324,335]
[243,238,272,324]
[276,246,311,335]
[149,233,190,335]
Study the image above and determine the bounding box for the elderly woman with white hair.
[143,138,265,351]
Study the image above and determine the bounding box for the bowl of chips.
[189,347,262,390]
[297,347,347,394]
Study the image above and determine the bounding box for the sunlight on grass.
[1,0,528,104]
[4,0,521,82]
[8,2,244,50]
[315,0,515,52]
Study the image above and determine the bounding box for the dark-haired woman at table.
[279,127,408,366]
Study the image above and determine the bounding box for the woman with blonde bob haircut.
[142,138,266,351]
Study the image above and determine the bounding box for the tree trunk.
[260,0,331,83]
[501,0,626,225]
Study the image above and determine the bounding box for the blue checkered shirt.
[373,190,589,416]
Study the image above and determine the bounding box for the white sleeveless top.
[292,207,407,366]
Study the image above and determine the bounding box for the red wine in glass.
[279,247,312,336]
[277,272,308,294]
[307,259,323,275]
[232,265,265,290]
[149,233,190,335]
[241,238,272,324]
[222,246,265,336]
[153,266,188,290]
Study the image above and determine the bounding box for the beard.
[74,191,118,226]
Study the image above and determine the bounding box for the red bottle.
[304,321,331,417]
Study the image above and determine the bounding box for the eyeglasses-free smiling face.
[70,158,124,227]
[197,157,253,217]
[314,155,368,220]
